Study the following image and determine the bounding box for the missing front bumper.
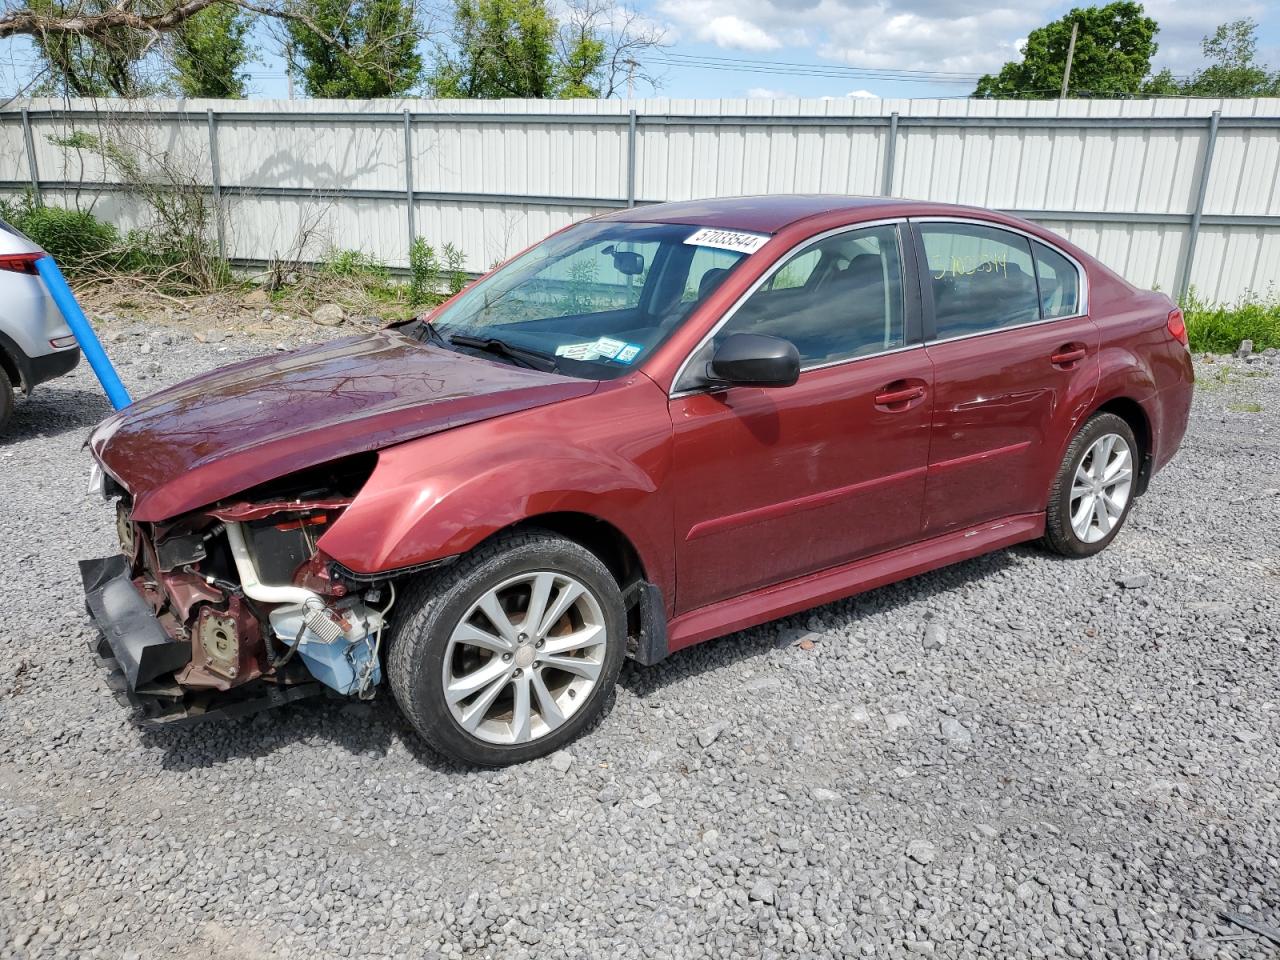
[80,554,192,688]
[80,554,326,727]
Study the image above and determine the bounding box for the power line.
[651,55,980,85]
[658,50,986,81]
[651,50,1203,89]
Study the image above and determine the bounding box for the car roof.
[599,194,996,234]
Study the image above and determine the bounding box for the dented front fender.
[317,374,678,600]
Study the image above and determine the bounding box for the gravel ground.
[1,321,1278,960]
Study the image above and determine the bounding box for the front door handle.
[874,382,927,411]
[1051,345,1088,368]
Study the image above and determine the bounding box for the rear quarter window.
[1033,241,1081,318]
[920,223,1040,339]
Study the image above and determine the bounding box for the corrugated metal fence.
[2,96,1279,304]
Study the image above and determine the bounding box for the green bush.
[409,237,440,305]
[116,227,233,287]
[0,200,119,269]
[322,248,390,280]
[442,242,468,295]
[1184,293,1280,353]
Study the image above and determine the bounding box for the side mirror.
[707,333,800,388]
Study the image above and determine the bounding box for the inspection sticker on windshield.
[683,227,770,255]
[592,337,628,359]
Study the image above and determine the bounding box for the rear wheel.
[0,364,13,434]
[1042,412,1138,557]
[387,530,626,766]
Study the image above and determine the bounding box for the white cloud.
[1143,0,1268,73]
[846,88,878,98]
[815,5,1041,75]
[655,0,1042,74]
[655,0,1277,90]
[746,86,799,97]
[656,0,807,50]
[700,14,784,49]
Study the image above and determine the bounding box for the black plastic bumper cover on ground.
[80,554,191,689]
[81,554,329,727]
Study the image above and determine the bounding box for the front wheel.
[387,530,627,766]
[1042,412,1138,557]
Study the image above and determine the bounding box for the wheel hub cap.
[442,571,607,746]
[1069,432,1134,544]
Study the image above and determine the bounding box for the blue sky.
[2,0,1277,100]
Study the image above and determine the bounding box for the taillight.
[0,252,43,275]
[1167,307,1189,348]
[50,334,77,349]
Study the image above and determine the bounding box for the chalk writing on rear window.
[933,252,1009,280]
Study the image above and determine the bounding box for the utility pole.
[625,58,638,100]
[1060,21,1078,98]
[285,41,295,100]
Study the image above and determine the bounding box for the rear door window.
[918,223,1040,339]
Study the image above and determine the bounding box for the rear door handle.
[1051,346,1088,367]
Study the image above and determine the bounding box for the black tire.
[387,529,627,767]
[1042,412,1139,557]
[0,364,13,434]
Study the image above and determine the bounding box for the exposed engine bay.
[83,456,405,725]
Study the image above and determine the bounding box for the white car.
[0,217,81,431]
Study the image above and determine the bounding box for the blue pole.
[35,256,131,410]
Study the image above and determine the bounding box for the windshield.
[428,220,761,379]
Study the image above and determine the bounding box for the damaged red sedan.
[84,196,1194,766]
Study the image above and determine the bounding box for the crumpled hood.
[91,329,596,521]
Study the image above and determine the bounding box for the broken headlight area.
[84,458,393,726]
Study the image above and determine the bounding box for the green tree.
[428,0,559,98]
[428,0,661,99]
[171,2,253,97]
[554,15,605,98]
[1176,19,1280,97]
[974,2,1160,99]
[30,0,155,96]
[287,0,423,97]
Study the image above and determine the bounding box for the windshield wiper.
[448,333,559,373]
[400,315,448,347]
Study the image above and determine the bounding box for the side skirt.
[666,513,1045,652]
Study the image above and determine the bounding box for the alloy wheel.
[1069,432,1134,544]
[442,571,607,745]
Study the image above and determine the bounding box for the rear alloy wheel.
[388,530,626,766]
[1042,412,1138,557]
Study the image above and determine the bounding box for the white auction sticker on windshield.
[554,337,631,362]
[683,227,771,255]
[555,341,602,360]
